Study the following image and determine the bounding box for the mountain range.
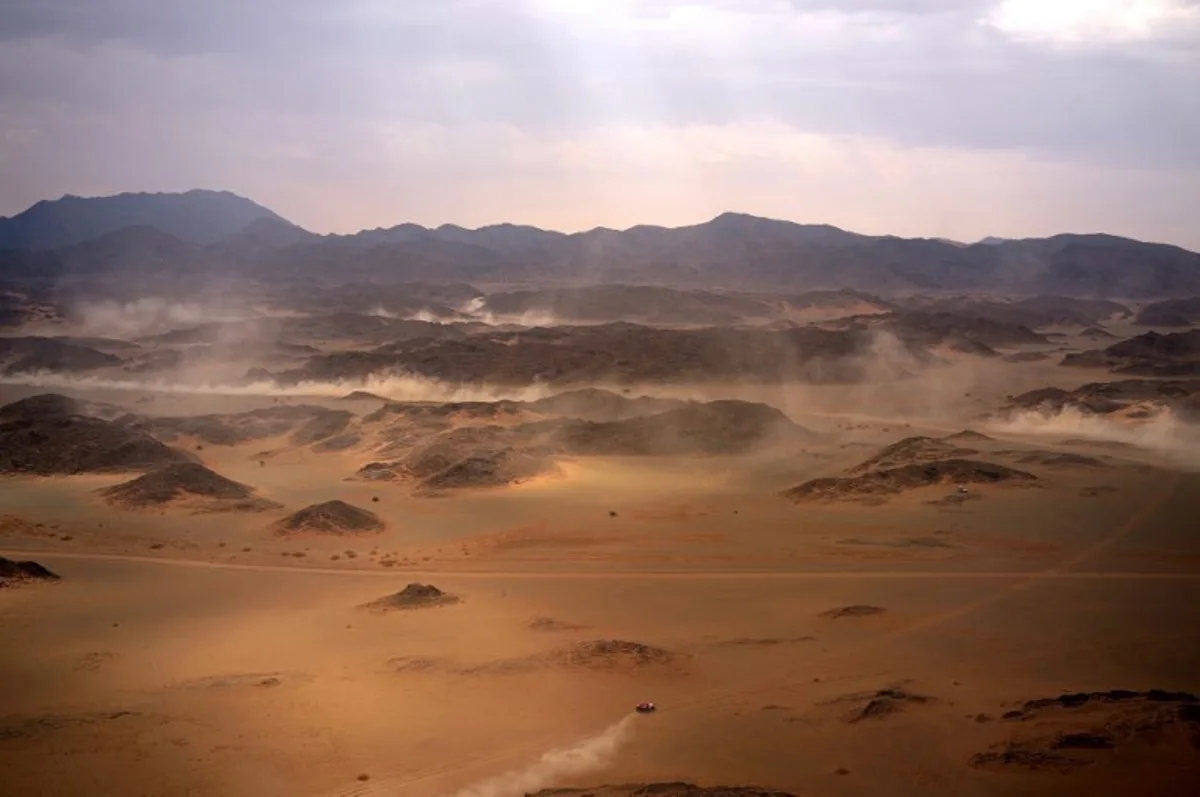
[0,190,292,250]
[2,191,1199,298]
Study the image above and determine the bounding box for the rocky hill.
[0,190,296,250]
[270,323,929,387]
[1061,330,1200,376]
[0,394,196,475]
[1135,296,1200,326]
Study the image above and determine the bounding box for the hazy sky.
[1,0,1198,246]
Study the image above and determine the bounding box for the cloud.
[0,0,1197,247]
[983,0,1200,45]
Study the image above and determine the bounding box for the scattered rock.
[969,747,1089,771]
[1006,451,1108,468]
[972,689,1200,772]
[526,784,798,797]
[831,687,934,723]
[362,583,460,611]
[529,616,589,632]
[1053,732,1114,750]
[536,640,678,671]
[0,556,60,587]
[387,656,445,672]
[927,491,983,507]
[820,605,885,619]
[715,636,816,647]
[0,711,139,742]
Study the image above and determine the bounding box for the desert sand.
[2,306,1200,797]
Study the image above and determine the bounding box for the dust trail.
[36,298,270,338]
[0,371,556,403]
[444,716,635,797]
[987,405,1200,469]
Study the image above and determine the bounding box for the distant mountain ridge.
[1,193,1199,299]
[0,189,295,250]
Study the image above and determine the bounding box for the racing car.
[635,701,657,713]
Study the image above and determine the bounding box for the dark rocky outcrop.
[99,463,279,511]
[784,460,1038,503]
[362,583,459,610]
[0,556,60,587]
[277,501,383,534]
[0,395,195,475]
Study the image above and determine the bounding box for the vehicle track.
[9,549,1200,582]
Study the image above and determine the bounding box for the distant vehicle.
[957,486,970,494]
[635,701,656,713]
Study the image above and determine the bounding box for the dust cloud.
[52,299,264,338]
[989,406,1200,469]
[0,370,558,403]
[445,716,635,797]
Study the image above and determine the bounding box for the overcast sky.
[1,0,1198,246]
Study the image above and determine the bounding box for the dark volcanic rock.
[0,396,195,475]
[831,687,934,723]
[360,398,802,493]
[942,430,995,443]
[362,424,556,491]
[969,747,1089,771]
[1017,690,1199,713]
[523,388,687,422]
[846,436,979,474]
[542,400,815,456]
[362,583,459,610]
[418,449,553,491]
[820,605,886,619]
[277,500,383,534]
[0,556,60,587]
[526,786,798,797]
[0,336,122,375]
[879,310,1050,348]
[971,689,1200,773]
[1053,732,1115,750]
[1062,329,1200,376]
[289,409,353,446]
[480,285,777,325]
[895,295,1130,328]
[783,459,1038,503]
[133,405,353,447]
[272,323,929,387]
[545,640,677,670]
[99,463,278,511]
[1135,296,1200,326]
[1004,379,1200,418]
[0,393,83,420]
[1001,450,1108,468]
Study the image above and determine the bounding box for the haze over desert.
[4,246,1200,796]
[4,1,1200,794]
